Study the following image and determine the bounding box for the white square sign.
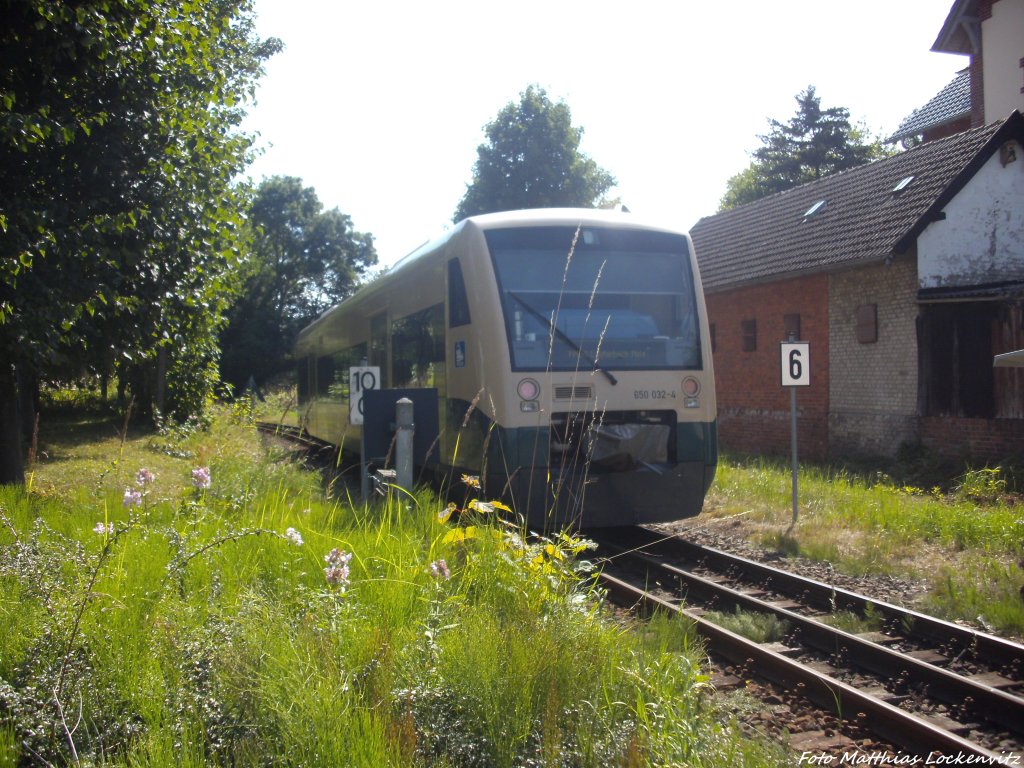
[781,342,810,387]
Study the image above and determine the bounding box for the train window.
[321,343,368,403]
[448,258,471,328]
[486,226,703,372]
[316,354,335,396]
[392,304,445,389]
[297,357,311,404]
[370,313,388,386]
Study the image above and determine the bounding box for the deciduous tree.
[0,0,279,484]
[454,86,616,221]
[219,177,377,389]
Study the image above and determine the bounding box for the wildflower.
[191,467,211,490]
[461,474,481,490]
[437,503,457,524]
[429,559,450,581]
[135,468,156,486]
[324,548,352,587]
[468,499,494,514]
[93,521,114,536]
[284,527,303,546]
[123,487,143,508]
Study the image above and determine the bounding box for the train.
[294,208,717,529]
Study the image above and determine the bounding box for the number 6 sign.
[781,342,810,387]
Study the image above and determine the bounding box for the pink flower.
[135,468,156,486]
[191,467,211,490]
[123,488,142,507]
[429,559,450,581]
[93,521,114,535]
[324,548,352,587]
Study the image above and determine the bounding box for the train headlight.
[517,378,540,401]
[682,377,700,397]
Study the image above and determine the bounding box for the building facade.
[691,114,1024,463]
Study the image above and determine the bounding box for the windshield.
[486,226,702,373]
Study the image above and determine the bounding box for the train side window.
[316,355,335,396]
[392,304,445,389]
[297,357,311,404]
[370,313,388,386]
[448,258,471,328]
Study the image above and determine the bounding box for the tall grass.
[708,454,1024,636]
[0,405,786,766]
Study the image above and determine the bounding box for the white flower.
[123,487,142,507]
[93,521,114,535]
[284,527,303,546]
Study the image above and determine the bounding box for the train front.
[476,218,718,529]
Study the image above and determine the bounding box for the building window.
[783,313,801,341]
[741,319,757,352]
[856,304,877,344]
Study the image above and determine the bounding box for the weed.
[1,405,787,766]
[705,606,790,644]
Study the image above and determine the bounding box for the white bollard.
[396,398,414,494]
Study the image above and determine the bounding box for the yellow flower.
[461,474,481,490]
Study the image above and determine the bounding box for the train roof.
[296,207,691,344]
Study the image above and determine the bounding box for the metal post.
[787,330,799,530]
[790,385,799,529]
[360,427,369,502]
[396,397,414,493]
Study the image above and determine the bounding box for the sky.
[243,1,968,268]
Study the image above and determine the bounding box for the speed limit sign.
[349,366,381,424]
[781,342,810,387]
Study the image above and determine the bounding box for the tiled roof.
[690,114,1020,293]
[888,69,970,143]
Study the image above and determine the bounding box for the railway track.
[255,421,337,458]
[591,526,1024,760]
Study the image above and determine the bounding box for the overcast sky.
[243,1,967,267]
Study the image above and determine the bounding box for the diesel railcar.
[294,208,717,529]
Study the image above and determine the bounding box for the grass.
[705,454,1024,637]
[703,608,790,644]
[1,399,788,767]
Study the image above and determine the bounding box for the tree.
[719,86,889,211]
[0,0,279,484]
[219,177,377,389]
[454,86,616,221]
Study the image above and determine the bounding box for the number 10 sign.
[781,342,810,387]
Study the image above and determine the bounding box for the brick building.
[890,0,1024,146]
[690,112,1024,462]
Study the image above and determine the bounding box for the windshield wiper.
[509,292,618,386]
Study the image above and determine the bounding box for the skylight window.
[892,175,915,194]
[803,200,827,219]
